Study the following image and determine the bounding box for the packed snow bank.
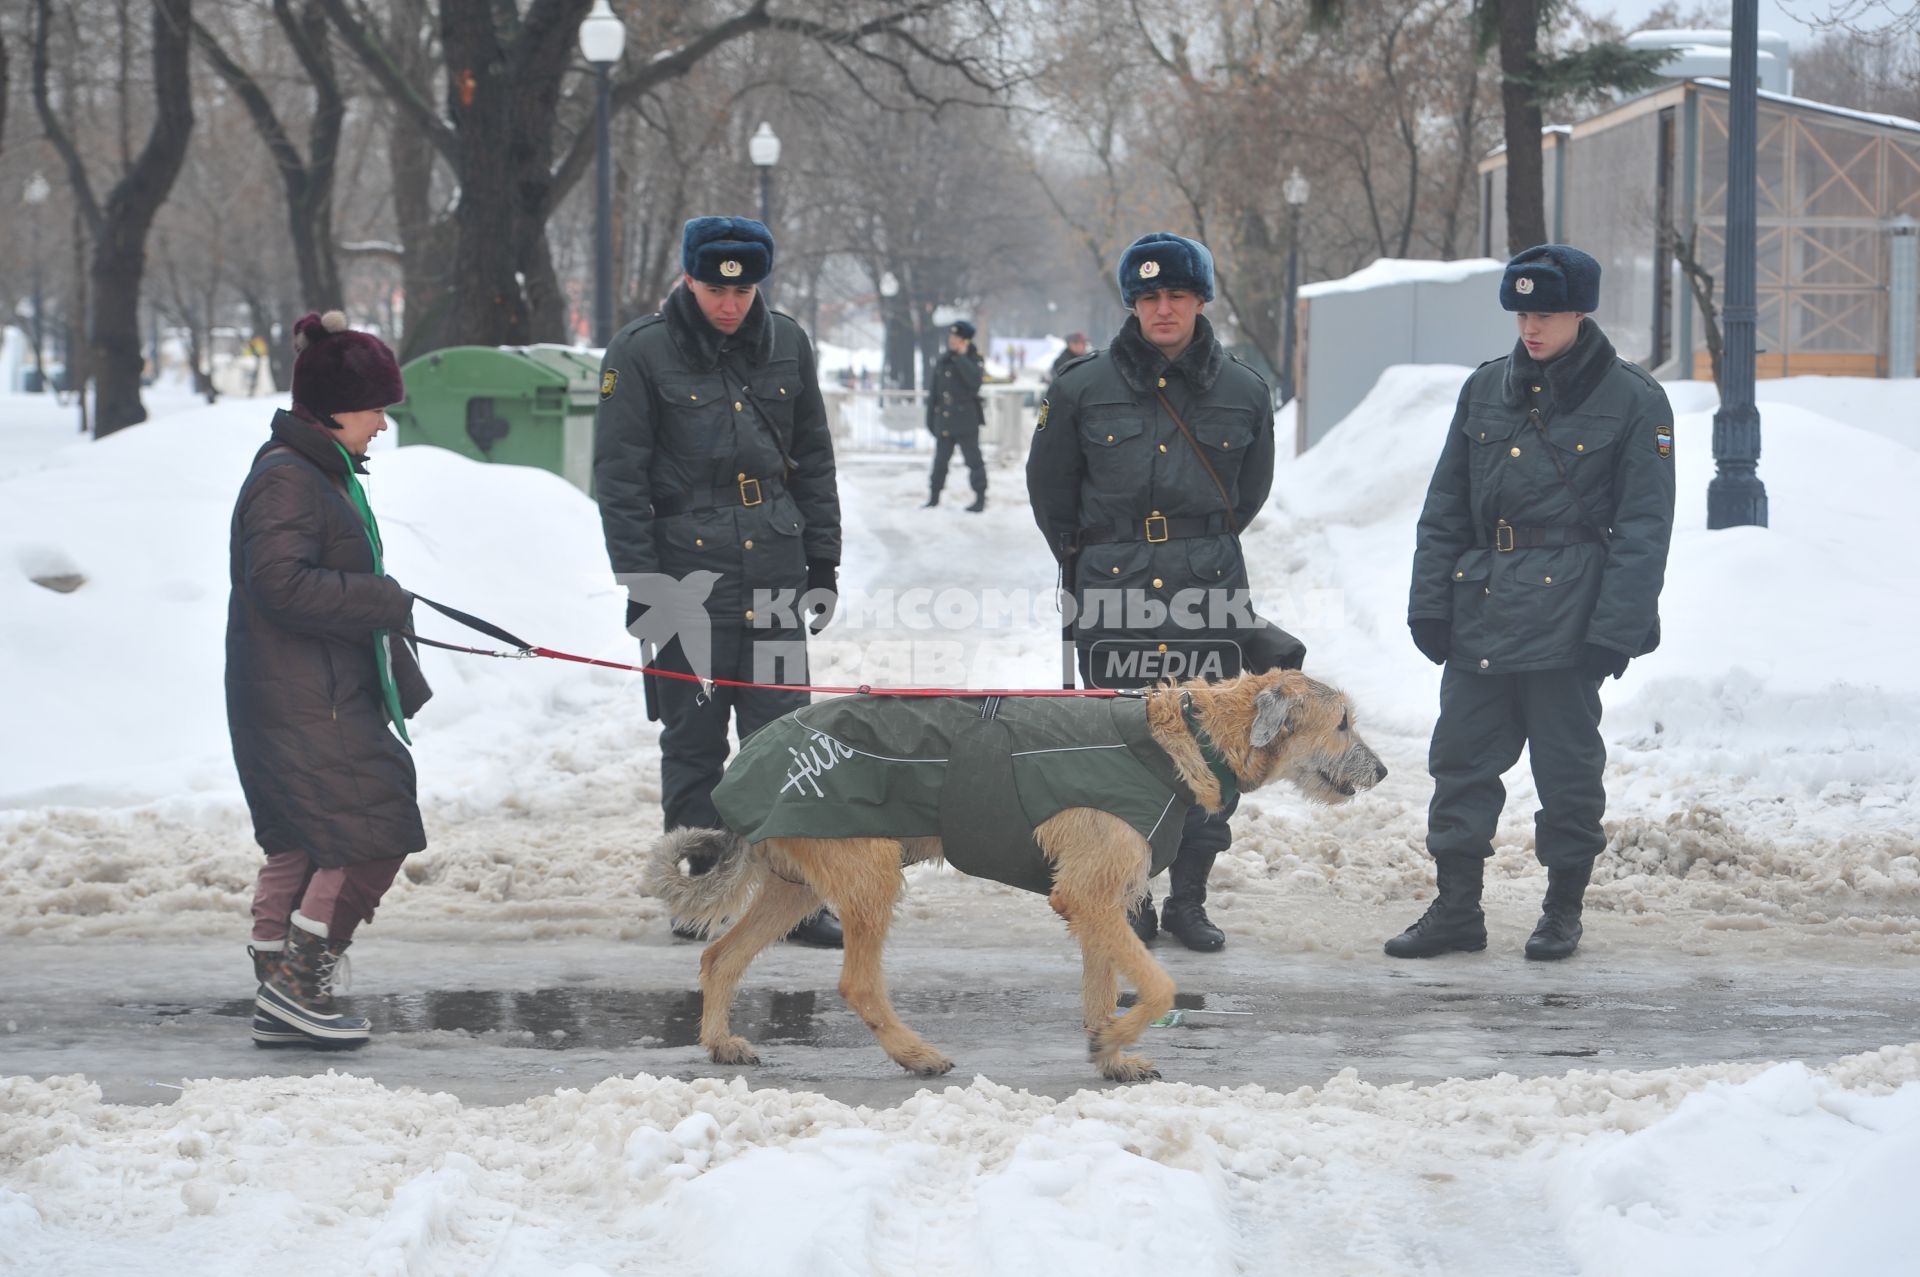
[3,1045,1917,1276]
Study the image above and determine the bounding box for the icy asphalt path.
[3,922,1914,1108]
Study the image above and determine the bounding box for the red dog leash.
[405,593,1124,699]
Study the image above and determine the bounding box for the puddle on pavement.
[181,987,1239,1051]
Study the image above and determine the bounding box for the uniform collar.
[664,284,775,371]
[1502,318,1616,412]
[1109,314,1227,395]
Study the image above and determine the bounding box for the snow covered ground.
[2,371,1917,1274]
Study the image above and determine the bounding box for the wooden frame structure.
[1479,80,1920,379]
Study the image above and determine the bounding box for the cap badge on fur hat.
[1515,277,1534,295]
[720,259,743,278]
[1139,260,1161,280]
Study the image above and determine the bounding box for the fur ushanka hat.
[1117,232,1215,307]
[1499,244,1602,313]
[682,216,775,287]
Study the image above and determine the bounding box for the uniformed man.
[594,216,845,948]
[924,319,988,511]
[1027,231,1300,952]
[1049,332,1090,382]
[1391,243,1675,962]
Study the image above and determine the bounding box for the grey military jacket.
[1409,320,1675,675]
[1026,315,1275,644]
[594,287,841,627]
[927,347,985,437]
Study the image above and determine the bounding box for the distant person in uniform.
[1050,332,1090,382]
[924,320,988,511]
[1391,244,1675,962]
[594,216,846,949]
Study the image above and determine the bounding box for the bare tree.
[314,0,1015,351]
[32,0,196,437]
[189,0,346,310]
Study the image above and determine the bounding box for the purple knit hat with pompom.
[290,310,404,419]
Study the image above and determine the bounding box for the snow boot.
[1525,863,1592,961]
[1384,854,1488,958]
[964,492,986,513]
[247,942,308,1048]
[256,914,371,1046]
[1128,895,1158,944]
[785,907,844,949]
[250,940,361,1050]
[921,492,940,508]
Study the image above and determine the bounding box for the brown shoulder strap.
[1155,389,1240,535]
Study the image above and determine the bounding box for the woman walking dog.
[226,310,431,1049]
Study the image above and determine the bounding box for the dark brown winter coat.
[225,409,430,867]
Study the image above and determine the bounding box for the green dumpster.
[390,344,603,494]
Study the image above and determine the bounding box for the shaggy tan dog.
[645,669,1386,1083]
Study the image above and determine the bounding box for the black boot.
[921,491,940,508]
[1128,894,1158,944]
[1159,898,1225,951]
[785,907,844,949]
[1161,846,1225,951]
[965,491,986,512]
[1525,863,1592,961]
[1384,854,1488,958]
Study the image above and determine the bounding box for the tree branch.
[313,0,459,160]
[30,0,103,234]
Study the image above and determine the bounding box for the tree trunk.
[1496,0,1548,255]
[34,0,195,437]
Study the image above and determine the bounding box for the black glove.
[1410,618,1451,666]
[805,560,839,635]
[1580,642,1630,681]
[625,597,647,636]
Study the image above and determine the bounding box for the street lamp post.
[23,173,50,394]
[1708,0,1768,528]
[1281,166,1310,407]
[749,121,781,307]
[578,0,626,348]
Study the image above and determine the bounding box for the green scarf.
[332,441,411,746]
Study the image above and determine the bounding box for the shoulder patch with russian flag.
[1656,424,1673,458]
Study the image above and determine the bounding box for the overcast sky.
[1592,0,1900,45]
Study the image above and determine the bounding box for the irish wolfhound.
[645,668,1386,1082]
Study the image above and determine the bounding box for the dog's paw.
[707,1035,760,1066]
[1099,1053,1161,1083]
[895,1047,954,1077]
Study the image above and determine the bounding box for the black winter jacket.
[594,288,841,627]
[1408,320,1675,674]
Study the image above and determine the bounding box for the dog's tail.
[644,826,759,932]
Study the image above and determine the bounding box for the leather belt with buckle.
[1076,512,1232,547]
[1493,521,1604,552]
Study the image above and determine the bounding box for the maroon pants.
[251,852,405,945]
